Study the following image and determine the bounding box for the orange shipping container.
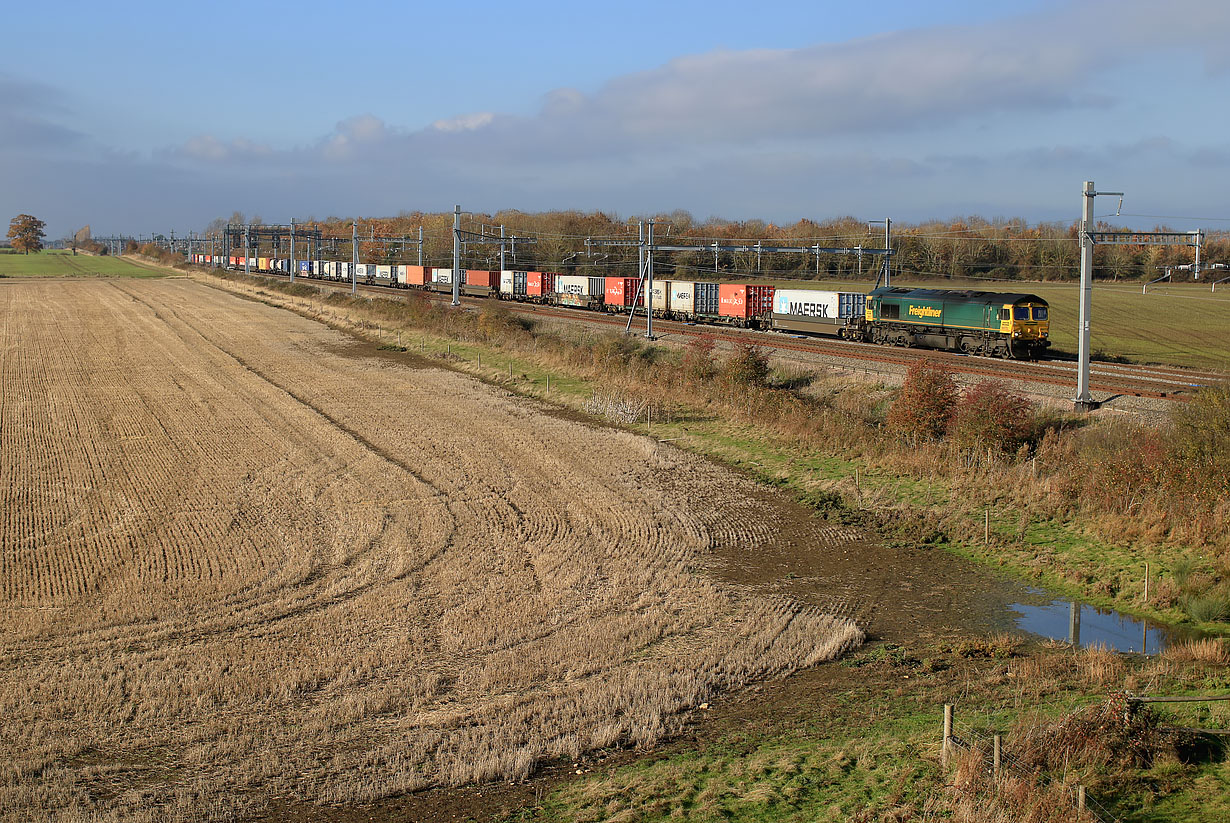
[527,271,556,297]
[718,284,775,320]
[604,277,642,308]
[463,269,496,288]
[403,265,433,286]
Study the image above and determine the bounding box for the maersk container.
[718,284,775,322]
[647,282,670,314]
[773,289,866,319]
[604,277,641,308]
[669,281,696,316]
[555,275,589,297]
[554,275,590,307]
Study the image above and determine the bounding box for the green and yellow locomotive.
[865,287,1049,360]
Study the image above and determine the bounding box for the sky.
[3,0,1230,238]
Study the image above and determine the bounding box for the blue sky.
[3,0,1230,237]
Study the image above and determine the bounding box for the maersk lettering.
[788,301,830,318]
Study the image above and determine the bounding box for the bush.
[949,380,1033,454]
[1168,382,1230,492]
[886,358,956,442]
[681,334,717,383]
[1181,593,1229,623]
[719,342,770,389]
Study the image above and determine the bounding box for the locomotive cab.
[1000,301,1049,358]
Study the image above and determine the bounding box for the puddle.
[1011,592,1199,653]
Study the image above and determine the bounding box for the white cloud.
[430,112,495,132]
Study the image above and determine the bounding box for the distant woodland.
[203,211,1228,284]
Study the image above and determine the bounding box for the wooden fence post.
[984,509,990,544]
[993,734,1001,775]
[1144,562,1150,603]
[1077,785,1086,812]
[942,704,954,767]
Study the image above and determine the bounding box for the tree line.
[199,210,1226,284]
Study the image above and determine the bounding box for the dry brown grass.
[0,279,861,821]
[1160,637,1230,665]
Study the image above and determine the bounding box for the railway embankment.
[196,267,1230,641]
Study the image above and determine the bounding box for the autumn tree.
[7,214,46,254]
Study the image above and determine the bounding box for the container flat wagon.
[771,289,866,339]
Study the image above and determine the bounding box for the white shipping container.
[376,265,392,280]
[647,282,670,313]
[554,275,590,296]
[433,268,453,284]
[772,289,865,319]
[669,281,695,315]
[499,270,515,295]
[394,265,406,284]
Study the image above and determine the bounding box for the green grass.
[500,644,1230,823]
[743,274,1230,372]
[0,249,165,278]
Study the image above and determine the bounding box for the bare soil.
[2,279,874,821]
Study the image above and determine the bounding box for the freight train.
[194,255,1050,360]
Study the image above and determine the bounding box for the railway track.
[230,269,1221,402]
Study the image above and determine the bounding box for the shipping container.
[669,281,696,316]
[433,268,453,284]
[647,282,670,314]
[499,270,516,296]
[299,260,311,274]
[718,284,775,324]
[772,289,865,320]
[401,265,432,286]
[554,275,602,307]
[527,271,555,298]
[694,281,720,316]
[463,269,496,288]
[603,277,642,309]
[375,265,393,281]
[554,274,591,296]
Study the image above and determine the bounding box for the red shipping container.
[463,269,496,288]
[718,284,776,319]
[604,277,642,308]
[527,271,557,297]
[404,265,433,286]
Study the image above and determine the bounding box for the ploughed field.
[0,279,860,821]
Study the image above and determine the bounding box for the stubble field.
[0,278,860,821]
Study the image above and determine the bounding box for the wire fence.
[947,708,1116,822]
